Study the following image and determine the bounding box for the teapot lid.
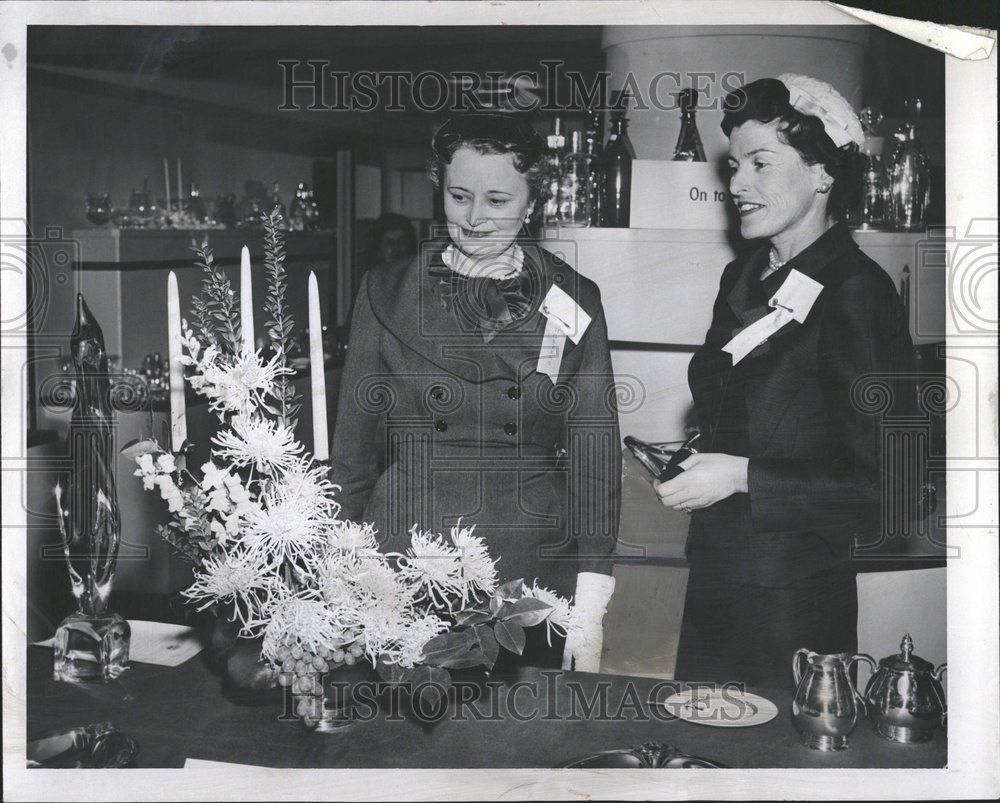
[880,633,935,673]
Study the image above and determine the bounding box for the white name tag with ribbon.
[537,284,592,382]
[722,269,823,364]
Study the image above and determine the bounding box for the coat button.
[434,419,448,432]
[503,422,517,436]
[506,385,521,400]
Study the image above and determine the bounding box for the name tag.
[537,285,592,382]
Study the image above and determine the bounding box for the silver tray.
[560,741,727,769]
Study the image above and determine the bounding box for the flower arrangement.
[131,213,575,726]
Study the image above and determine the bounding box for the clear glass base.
[799,732,849,751]
[52,610,130,683]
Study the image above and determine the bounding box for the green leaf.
[499,597,553,628]
[453,609,492,626]
[376,658,414,685]
[495,578,526,601]
[408,665,452,713]
[471,624,500,668]
[420,631,477,667]
[494,620,526,655]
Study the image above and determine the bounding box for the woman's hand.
[654,453,749,512]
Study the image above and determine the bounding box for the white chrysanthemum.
[181,551,273,630]
[244,492,329,563]
[189,346,289,415]
[212,414,302,474]
[388,614,450,669]
[260,592,342,661]
[397,527,468,607]
[343,556,420,662]
[273,457,341,518]
[328,519,380,552]
[449,520,499,602]
[522,580,573,643]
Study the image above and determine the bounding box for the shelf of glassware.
[540,226,945,347]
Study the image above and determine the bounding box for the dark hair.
[721,78,863,221]
[427,120,550,225]
[371,212,417,257]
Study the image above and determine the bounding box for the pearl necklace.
[760,247,786,281]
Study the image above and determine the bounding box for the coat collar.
[367,237,577,383]
[727,222,856,325]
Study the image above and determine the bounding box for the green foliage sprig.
[261,211,301,431]
[189,239,242,356]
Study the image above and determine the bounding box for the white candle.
[240,246,254,353]
[308,271,329,461]
[163,158,171,213]
[176,157,183,208]
[166,271,187,452]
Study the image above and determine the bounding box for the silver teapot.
[863,634,947,743]
[792,649,875,751]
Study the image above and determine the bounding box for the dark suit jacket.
[329,240,621,598]
[687,223,913,586]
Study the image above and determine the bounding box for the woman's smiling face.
[443,147,532,260]
[728,119,830,244]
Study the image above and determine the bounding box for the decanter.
[584,107,604,227]
[672,88,706,162]
[184,183,208,224]
[850,107,889,230]
[888,98,931,232]
[557,131,592,227]
[543,117,566,226]
[289,182,309,231]
[602,90,635,227]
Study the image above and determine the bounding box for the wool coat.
[329,240,622,599]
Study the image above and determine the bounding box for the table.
[26,646,945,769]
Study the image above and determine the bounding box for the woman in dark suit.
[657,76,913,687]
[330,112,621,671]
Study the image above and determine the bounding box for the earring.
[817,184,832,194]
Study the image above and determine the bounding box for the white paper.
[535,316,567,383]
[540,284,591,345]
[34,620,205,668]
[722,269,823,363]
[184,758,270,769]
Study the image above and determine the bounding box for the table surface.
[26,646,946,769]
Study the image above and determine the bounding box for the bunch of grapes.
[272,635,367,728]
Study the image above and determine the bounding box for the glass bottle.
[289,182,308,231]
[602,91,635,228]
[888,98,930,232]
[672,88,706,162]
[851,107,889,230]
[557,131,592,227]
[543,118,566,226]
[185,183,208,223]
[584,108,604,227]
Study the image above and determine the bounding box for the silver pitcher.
[863,634,947,743]
[792,649,876,751]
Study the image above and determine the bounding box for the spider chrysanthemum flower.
[244,492,329,563]
[449,520,499,602]
[212,414,302,474]
[328,519,380,552]
[389,614,450,668]
[398,527,466,607]
[181,551,273,630]
[192,347,289,415]
[521,580,572,644]
[260,592,342,662]
[274,457,341,518]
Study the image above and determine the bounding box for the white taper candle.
[308,271,329,461]
[166,271,187,452]
[240,245,254,353]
